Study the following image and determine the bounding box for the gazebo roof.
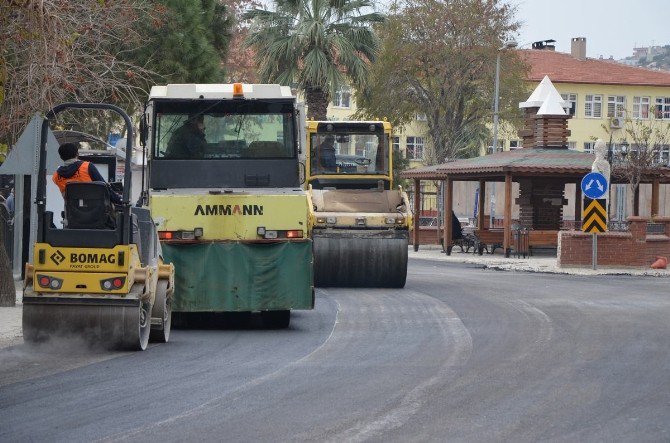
[401,148,670,182]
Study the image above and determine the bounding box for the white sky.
[511,0,670,59]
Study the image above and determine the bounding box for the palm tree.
[243,0,384,120]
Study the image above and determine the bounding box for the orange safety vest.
[52,161,93,195]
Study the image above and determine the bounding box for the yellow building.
[324,38,670,219]
[326,38,670,160]
[503,38,670,158]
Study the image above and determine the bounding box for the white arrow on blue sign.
[581,172,608,199]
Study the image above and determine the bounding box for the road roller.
[22,103,175,350]
[143,83,313,329]
[306,120,411,288]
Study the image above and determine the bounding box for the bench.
[474,229,504,255]
[446,233,477,254]
[528,230,558,255]
[474,229,559,257]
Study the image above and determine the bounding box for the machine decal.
[50,250,66,265]
[70,253,117,264]
[194,204,264,216]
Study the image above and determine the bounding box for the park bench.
[474,229,504,255]
[475,229,558,257]
[528,230,558,255]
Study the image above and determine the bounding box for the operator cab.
[147,84,301,190]
[307,121,391,190]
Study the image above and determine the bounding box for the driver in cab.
[317,135,337,172]
[165,114,207,159]
[52,142,122,204]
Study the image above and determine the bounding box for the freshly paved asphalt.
[1,258,670,441]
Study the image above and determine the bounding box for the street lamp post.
[490,39,518,228]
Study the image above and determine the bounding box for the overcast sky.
[511,0,670,59]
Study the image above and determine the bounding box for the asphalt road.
[1,259,670,442]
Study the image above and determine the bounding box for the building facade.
[322,38,670,220]
[506,38,670,161]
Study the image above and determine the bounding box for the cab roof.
[149,84,294,100]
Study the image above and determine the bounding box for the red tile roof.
[519,49,670,87]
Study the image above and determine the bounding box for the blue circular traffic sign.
[581,172,608,199]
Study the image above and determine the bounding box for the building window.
[585,94,603,118]
[633,96,650,119]
[392,136,400,152]
[561,93,577,116]
[656,97,670,119]
[568,142,577,150]
[332,87,351,108]
[415,113,427,121]
[584,142,595,154]
[659,145,670,164]
[607,95,626,118]
[406,136,424,160]
[509,140,522,150]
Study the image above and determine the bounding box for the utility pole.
[490,40,517,228]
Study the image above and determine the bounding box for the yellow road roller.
[22,103,174,350]
[306,120,411,288]
[143,83,314,329]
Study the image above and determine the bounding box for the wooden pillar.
[478,180,486,229]
[652,178,660,217]
[503,173,512,256]
[443,178,454,255]
[413,178,421,251]
[574,180,582,228]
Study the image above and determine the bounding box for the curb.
[409,248,670,277]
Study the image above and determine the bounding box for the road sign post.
[582,198,607,270]
[592,233,597,270]
[581,172,609,270]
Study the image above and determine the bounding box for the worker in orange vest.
[52,143,122,204]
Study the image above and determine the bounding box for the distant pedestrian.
[5,188,14,216]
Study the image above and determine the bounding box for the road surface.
[1,258,669,441]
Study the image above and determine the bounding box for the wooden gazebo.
[401,76,670,256]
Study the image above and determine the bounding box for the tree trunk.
[305,87,329,120]
[633,185,640,217]
[0,206,15,307]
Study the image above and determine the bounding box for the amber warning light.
[233,83,244,98]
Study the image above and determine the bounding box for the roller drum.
[313,230,408,288]
[23,298,151,351]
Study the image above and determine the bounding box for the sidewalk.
[0,282,23,349]
[410,244,670,277]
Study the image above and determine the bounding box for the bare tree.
[0,0,158,147]
[221,0,261,83]
[610,117,670,216]
[0,0,160,301]
[354,0,527,164]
